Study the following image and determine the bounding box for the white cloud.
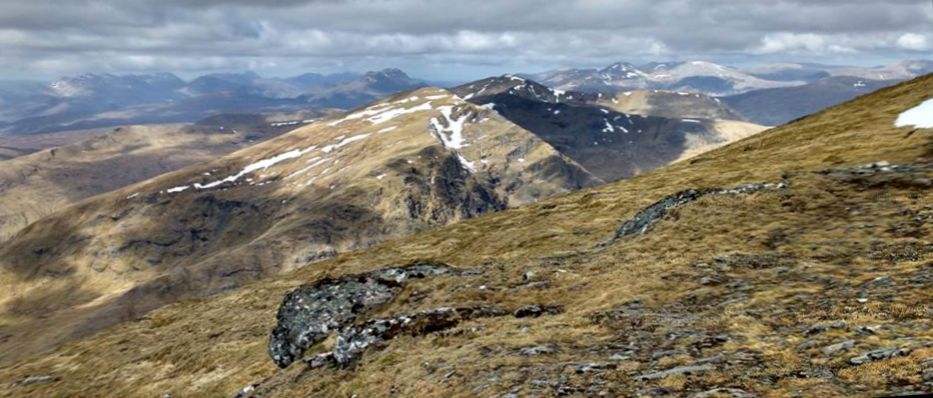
[896,33,929,51]
[753,33,857,54]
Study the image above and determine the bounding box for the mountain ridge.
[0,69,427,135]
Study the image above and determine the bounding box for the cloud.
[897,33,929,51]
[753,33,858,55]
[0,0,930,80]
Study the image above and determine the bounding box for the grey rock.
[12,375,58,386]
[696,353,727,364]
[333,308,454,364]
[268,263,453,368]
[303,352,335,368]
[805,321,847,335]
[513,304,563,318]
[855,325,881,335]
[849,347,911,365]
[576,363,617,374]
[231,384,257,398]
[519,345,555,356]
[821,340,855,356]
[602,182,785,245]
[796,340,819,351]
[651,349,683,360]
[797,367,834,379]
[637,364,715,380]
[312,306,506,367]
[699,276,719,285]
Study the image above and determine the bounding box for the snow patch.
[321,133,371,153]
[193,145,318,190]
[430,106,470,149]
[369,102,434,124]
[457,154,476,172]
[895,99,933,129]
[602,120,615,133]
[328,101,433,126]
[286,156,329,179]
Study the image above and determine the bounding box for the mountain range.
[2,60,930,137]
[532,60,933,96]
[0,68,928,397]
[0,69,426,135]
[531,60,933,125]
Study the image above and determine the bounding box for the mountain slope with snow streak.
[0,87,599,365]
[452,76,768,181]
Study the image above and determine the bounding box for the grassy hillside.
[0,124,287,242]
[1,75,930,397]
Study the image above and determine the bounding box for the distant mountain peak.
[364,68,410,81]
[602,62,639,72]
[452,74,587,103]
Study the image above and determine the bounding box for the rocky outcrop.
[602,182,787,245]
[268,263,456,368]
[848,347,912,365]
[819,161,933,189]
[306,306,507,368]
[637,364,715,381]
[268,262,568,370]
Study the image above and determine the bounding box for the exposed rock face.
[268,263,454,368]
[311,306,507,367]
[603,182,787,245]
[820,161,933,189]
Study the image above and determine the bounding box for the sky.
[1,0,931,81]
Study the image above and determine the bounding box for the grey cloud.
[0,0,930,80]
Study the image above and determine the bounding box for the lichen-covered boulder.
[268,263,452,368]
